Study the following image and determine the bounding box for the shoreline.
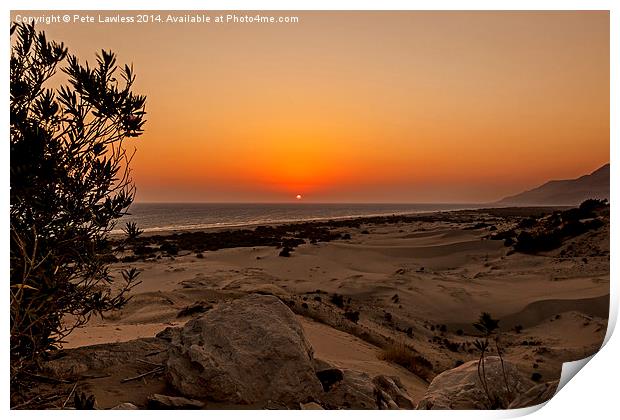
[111,205,571,239]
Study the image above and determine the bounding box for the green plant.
[10,23,146,379]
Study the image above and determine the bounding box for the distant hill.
[496,164,609,206]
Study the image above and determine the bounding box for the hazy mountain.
[496,164,609,206]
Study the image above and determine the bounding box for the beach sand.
[61,209,609,408]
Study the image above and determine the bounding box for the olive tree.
[10,23,146,378]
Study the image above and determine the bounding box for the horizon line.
[129,201,492,205]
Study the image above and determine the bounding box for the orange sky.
[13,11,609,203]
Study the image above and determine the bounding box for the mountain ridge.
[496,164,609,206]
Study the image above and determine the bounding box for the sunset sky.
[13,11,609,203]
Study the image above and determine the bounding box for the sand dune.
[62,210,608,407]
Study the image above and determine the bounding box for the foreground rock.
[320,368,414,409]
[110,403,139,410]
[147,394,204,409]
[42,337,169,381]
[508,381,559,409]
[163,294,323,407]
[300,402,324,410]
[37,294,417,409]
[416,357,533,409]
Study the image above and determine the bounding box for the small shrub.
[379,343,433,381]
[443,339,460,353]
[123,222,144,240]
[518,217,537,229]
[278,247,292,257]
[330,293,345,308]
[579,198,608,214]
[160,242,179,255]
[344,310,360,323]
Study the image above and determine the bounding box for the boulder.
[416,357,532,409]
[320,369,377,409]
[373,375,415,409]
[164,294,323,407]
[508,380,559,409]
[300,402,324,410]
[110,403,139,410]
[42,337,169,380]
[316,368,344,391]
[319,369,413,409]
[147,394,204,409]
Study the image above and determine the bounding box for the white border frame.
[2,2,617,420]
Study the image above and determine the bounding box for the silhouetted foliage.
[344,310,360,323]
[473,312,500,335]
[74,392,97,410]
[517,217,537,229]
[579,198,608,214]
[472,312,511,409]
[160,242,179,255]
[379,342,434,381]
[278,246,292,257]
[330,293,345,308]
[123,221,144,240]
[10,23,146,379]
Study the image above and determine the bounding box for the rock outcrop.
[110,403,139,410]
[319,368,414,409]
[163,294,323,407]
[508,380,559,409]
[42,337,169,381]
[40,293,418,410]
[416,357,533,409]
[147,394,205,409]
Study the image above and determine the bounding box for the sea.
[112,202,483,235]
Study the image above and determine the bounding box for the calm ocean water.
[112,203,482,234]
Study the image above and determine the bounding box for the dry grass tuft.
[379,342,434,382]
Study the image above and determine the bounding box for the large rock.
[164,294,323,407]
[147,394,205,409]
[508,381,559,409]
[110,403,139,410]
[373,375,415,409]
[319,368,414,409]
[416,357,533,409]
[42,337,169,380]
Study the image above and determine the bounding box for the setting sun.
[296,194,302,200]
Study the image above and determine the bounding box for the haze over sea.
[114,203,483,234]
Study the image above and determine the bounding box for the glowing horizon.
[13,11,610,203]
